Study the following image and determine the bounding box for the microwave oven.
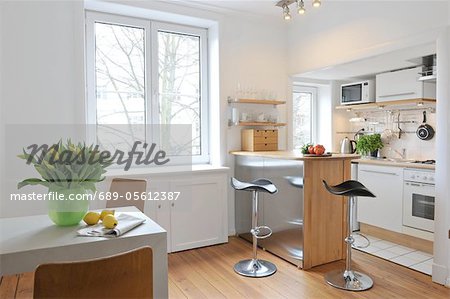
[341,80,375,105]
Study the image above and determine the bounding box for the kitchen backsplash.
[339,109,436,160]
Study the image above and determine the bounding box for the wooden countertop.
[353,158,435,170]
[229,150,360,161]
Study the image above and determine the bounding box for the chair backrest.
[107,178,147,212]
[34,247,153,299]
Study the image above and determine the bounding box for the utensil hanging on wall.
[397,113,403,139]
[416,111,435,140]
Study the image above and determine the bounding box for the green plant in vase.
[18,140,112,226]
[355,134,383,157]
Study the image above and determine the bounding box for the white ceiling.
[173,0,283,17]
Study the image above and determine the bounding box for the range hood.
[418,55,436,82]
[407,54,436,82]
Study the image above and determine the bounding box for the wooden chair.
[107,178,147,212]
[33,247,153,299]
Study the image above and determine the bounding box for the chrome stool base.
[325,269,373,291]
[234,259,277,278]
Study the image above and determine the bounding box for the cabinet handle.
[378,92,415,98]
[360,169,398,176]
[158,204,161,209]
[171,203,175,207]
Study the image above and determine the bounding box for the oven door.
[403,181,435,232]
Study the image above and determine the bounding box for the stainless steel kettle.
[340,137,357,154]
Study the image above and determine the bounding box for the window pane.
[158,31,201,156]
[95,22,146,151]
[293,92,312,148]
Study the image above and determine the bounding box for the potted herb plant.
[18,140,111,226]
[355,134,383,157]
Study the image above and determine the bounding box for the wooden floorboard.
[1,237,449,298]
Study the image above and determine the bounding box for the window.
[86,12,209,164]
[292,86,317,149]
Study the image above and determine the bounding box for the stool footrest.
[251,226,272,239]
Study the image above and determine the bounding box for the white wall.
[435,26,450,287]
[1,1,85,126]
[0,0,86,217]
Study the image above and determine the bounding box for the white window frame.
[292,86,318,148]
[85,11,210,165]
[151,21,209,164]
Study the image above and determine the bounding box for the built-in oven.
[403,169,435,233]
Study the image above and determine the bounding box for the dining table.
[0,206,168,299]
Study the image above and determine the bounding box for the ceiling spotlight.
[282,4,292,20]
[277,0,321,20]
[297,0,306,14]
[312,0,321,8]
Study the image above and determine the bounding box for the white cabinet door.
[357,164,403,232]
[146,181,172,252]
[376,67,435,102]
[170,174,228,252]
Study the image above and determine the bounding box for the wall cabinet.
[376,66,436,102]
[357,164,403,232]
[147,172,228,253]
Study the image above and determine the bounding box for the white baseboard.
[432,263,449,286]
[228,229,236,236]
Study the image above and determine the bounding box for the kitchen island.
[230,150,359,269]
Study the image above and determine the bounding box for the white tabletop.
[0,206,165,255]
[0,206,168,299]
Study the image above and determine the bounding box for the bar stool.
[322,179,376,291]
[231,177,278,277]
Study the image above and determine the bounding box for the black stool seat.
[322,180,375,197]
[231,177,277,194]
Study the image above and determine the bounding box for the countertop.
[229,150,360,161]
[229,151,435,170]
[353,158,435,170]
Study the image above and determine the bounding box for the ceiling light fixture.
[276,0,322,20]
[297,0,306,15]
[312,0,321,8]
[282,4,292,20]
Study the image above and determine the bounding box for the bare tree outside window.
[158,31,201,156]
[95,22,146,152]
[293,92,313,148]
[93,22,203,157]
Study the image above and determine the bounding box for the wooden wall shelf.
[228,97,286,105]
[335,99,436,111]
[238,122,287,127]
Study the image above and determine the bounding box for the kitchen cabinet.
[150,172,228,252]
[376,66,436,102]
[357,164,403,232]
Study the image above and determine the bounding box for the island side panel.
[302,159,346,269]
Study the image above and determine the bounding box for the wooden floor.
[1,237,449,298]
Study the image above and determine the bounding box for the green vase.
[47,187,89,226]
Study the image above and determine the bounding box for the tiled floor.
[352,233,433,275]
